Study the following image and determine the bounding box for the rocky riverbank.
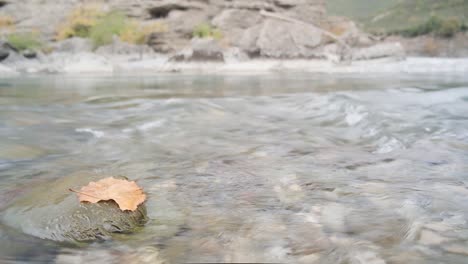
[0,0,466,76]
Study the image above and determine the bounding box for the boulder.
[0,45,10,61]
[21,49,37,59]
[222,1,275,11]
[351,42,406,61]
[1,173,147,242]
[239,24,262,56]
[191,37,224,61]
[167,9,214,36]
[212,9,262,46]
[256,19,322,58]
[171,37,224,61]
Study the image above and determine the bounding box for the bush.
[57,6,169,48]
[193,23,222,39]
[7,33,42,51]
[437,18,462,38]
[88,11,127,47]
[56,4,105,40]
[399,16,464,38]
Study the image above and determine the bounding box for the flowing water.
[0,73,468,263]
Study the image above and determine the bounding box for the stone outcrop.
[256,19,323,58]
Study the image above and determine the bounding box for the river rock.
[21,49,37,59]
[171,37,224,62]
[0,45,10,61]
[351,42,406,61]
[191,37,224,61]
[167,8,215,36]
[1,173,147,243]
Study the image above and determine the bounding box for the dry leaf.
[70,177,146,211]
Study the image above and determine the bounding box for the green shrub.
[89,11,127,48]
[399,16,464,38]
[193,23,222,39]
[437,18,462,37]
[7,33,42,51]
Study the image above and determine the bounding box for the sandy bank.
[1,53,467,76]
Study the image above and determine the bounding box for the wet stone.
[1,173,147,243]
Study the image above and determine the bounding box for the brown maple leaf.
[70,177,146,211]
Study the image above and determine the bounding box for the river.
[1,73,467,263]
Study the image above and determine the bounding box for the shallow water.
[0,73,468,263]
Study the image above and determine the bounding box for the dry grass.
[120,20,168,45]
[0,15,15,34]
[56,4,106,41]
[0,15,14,28]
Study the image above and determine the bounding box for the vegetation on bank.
[193,23,222,40]
[396,16,466,38]
[7,32,42,51]
[327,0,468,37]
[56,4,167,48]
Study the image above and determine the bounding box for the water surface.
[1,73,468,263]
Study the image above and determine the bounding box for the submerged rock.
[1,173,147,243]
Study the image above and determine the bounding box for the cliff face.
[0,0,368,58]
